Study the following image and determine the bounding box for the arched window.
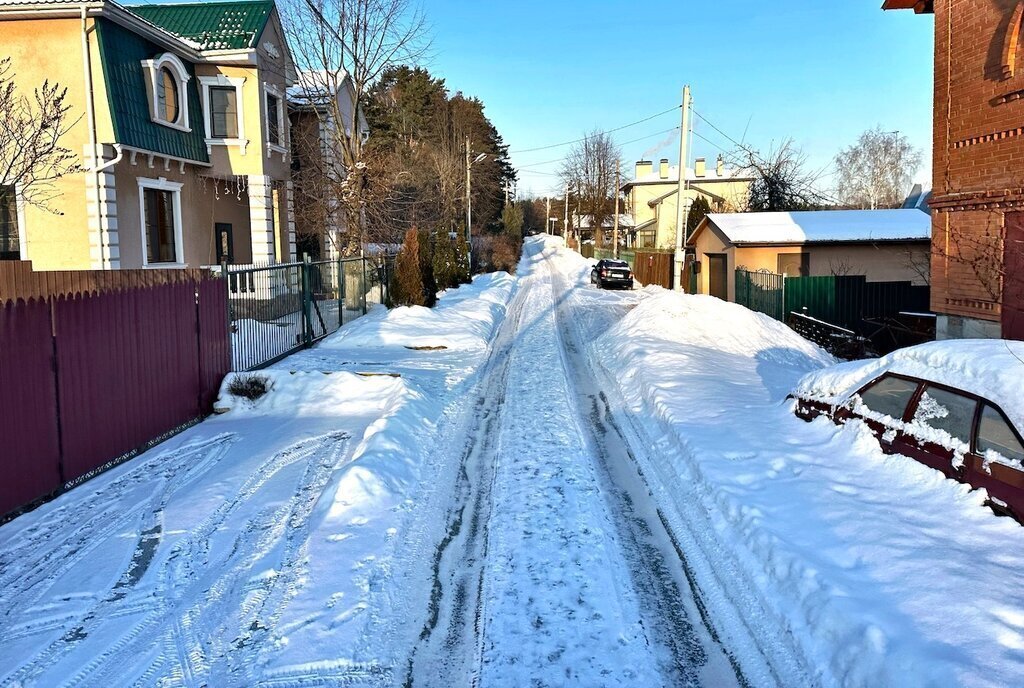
[158,66,180,123]
[142,53,191,131]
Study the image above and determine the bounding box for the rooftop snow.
[704,209,932,245]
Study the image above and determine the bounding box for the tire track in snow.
[0,433,237,624]
[402,263,531,687]
[3,432,348,688]
[549,262,750,687]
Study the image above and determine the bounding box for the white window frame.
[138,177,185,268]
[141,53,192,133]
[15,182,27,260]
[263,83,288,157]
[0,183,25,260]
[199,75,247,154]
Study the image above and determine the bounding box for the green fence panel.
[736,269,784,320]
[785,276,837,323]
[784,275,930,333]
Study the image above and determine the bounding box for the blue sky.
[420,1,936,197]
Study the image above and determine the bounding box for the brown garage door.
[708,254,728,301]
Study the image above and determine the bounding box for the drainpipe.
[82,5,108,268]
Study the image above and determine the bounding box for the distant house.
[573,214,635,247]
[621,156,753,250]
[902,184,932,213]
[0,0,297,270]
[288,69,369,260]
[687,209,932,301]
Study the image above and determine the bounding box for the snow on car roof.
[794,339,1024,432]
[705,209,932,245]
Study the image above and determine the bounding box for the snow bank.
[216,368,431,525]
[583,271,1024,686]
[319,271,515,351]
[795,339,1024,432]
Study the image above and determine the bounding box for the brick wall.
[930,0,1024,327]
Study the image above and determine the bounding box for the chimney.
[635,160,653,179]
[695,157,707,178]
[717,154,725,177]
[659,158,669,180]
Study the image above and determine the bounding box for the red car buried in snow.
[791,340,1024,523]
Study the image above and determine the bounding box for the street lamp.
[465,140,490,274]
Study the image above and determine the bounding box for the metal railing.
[220,255,394,371]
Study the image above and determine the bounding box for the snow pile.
[319,271,515,351]
[795,339,1024,432]
[584,276,1024,686]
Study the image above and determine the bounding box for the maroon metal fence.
[0,298,62,516]
[0,276,230,518]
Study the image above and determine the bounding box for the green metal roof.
[128,1,274,51]
[95,18,210,164]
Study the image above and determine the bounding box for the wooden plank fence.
[0,260,212,302]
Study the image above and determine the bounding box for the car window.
[858,376,919,422]
[977,404,1024,464]
[910,386,978,446]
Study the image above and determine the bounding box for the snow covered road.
[405,241,748,687]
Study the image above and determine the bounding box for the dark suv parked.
[590,260,634,290]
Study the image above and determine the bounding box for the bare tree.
[559,130,621,249]
[0,57,80,211]
[741,140,826,212]
[281,0,429,254]
[835,127,922,209]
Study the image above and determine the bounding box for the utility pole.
[465,136,473,274]
[546,196,551,234]
[613,160,621,260]
[563,183,570,246]
[673,85,692,292]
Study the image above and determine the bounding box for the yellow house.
[621,156,753,250]
[0,0,297,270]
[688,210,932,301]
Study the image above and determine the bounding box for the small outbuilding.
[687,209,932,301]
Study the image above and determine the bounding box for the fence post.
[338,255,344,329]
[361,251,368,316]
[301,254,313,347]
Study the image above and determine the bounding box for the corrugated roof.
[703,209,932,245]
[95,17,209,164]
[128,1,274,51]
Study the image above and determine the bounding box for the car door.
[847,374,921,447]
[897,384,979,478]
[962,403,1024,519]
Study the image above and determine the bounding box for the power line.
[516,125,682,172]
[691,109,844,206]
[508,105,680,155]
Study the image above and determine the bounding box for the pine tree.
[502,203,524,246]
[433,232,460,291]
[687,195,712,236]
[417,227,437,306]
[455,231,471,284]
[391,228,424,306]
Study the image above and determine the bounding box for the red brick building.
[884,0,1024,340]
